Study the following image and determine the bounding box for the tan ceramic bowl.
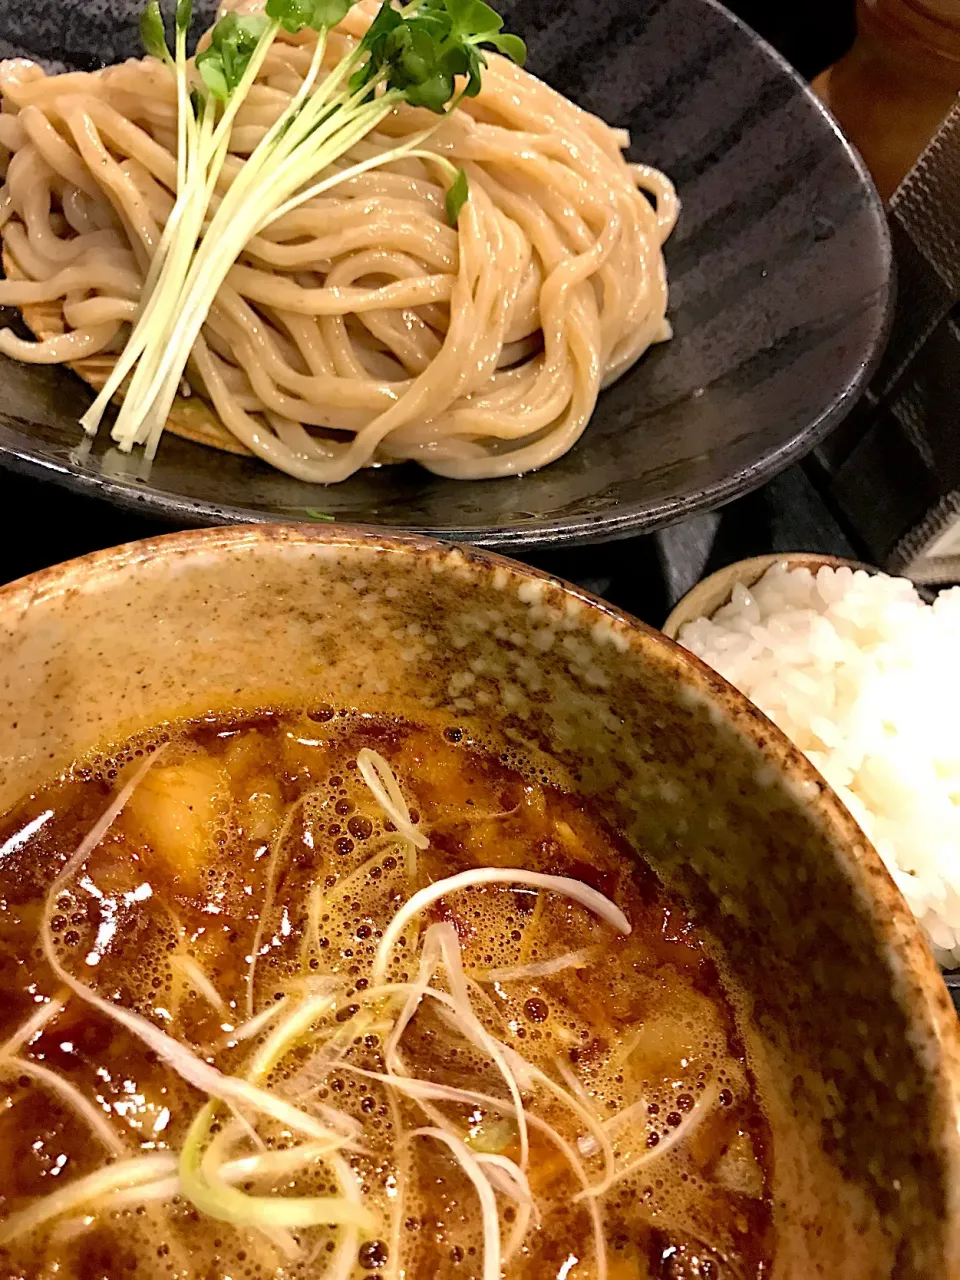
[662,553,875,640]
[0,526,957,1278]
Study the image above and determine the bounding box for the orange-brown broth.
[0,711,773,1279]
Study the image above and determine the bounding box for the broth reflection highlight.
[0,711,772,1278]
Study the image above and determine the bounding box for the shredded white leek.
[0,1154,176,1245]
[100,1137,352,1214]
[590,1080,721,1194]
[11,741,669,1280]
[172,954,230,1017]
[217,995,290,1048]
[356,748,429,851]
[40,930,339,1143]
[374,868,631,985]
[433,925,530,1170]
[476,1153,536,1263]
[0,1057,126,1158]
[485,947,599,984]
[179,1103,378,1234]
[0,992,66,1057]
[246,990,339,1084]
[408,1128,501,1280]
[301,839,409,967]
[325,1150,368,1280]
[247,793,307,1018]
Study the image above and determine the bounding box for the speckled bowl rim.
[2,522,958,1259]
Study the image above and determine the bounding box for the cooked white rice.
[677,563,960,966]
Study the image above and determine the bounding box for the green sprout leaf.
[304,508,335,521]
[266,0,351,33]
[176,0,193,34]
[195,11,270,100]
[265,0,312,33]
[196,56,228,100]
[445,166,469,226]
[353,0,522,114]
[445,0,504,38]
[484,31,525,64]
[311,0,351,28]
[140,0,171,62]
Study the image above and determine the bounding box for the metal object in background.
[815,100,960,584]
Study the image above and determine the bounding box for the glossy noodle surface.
[0,2,676,482]
[0,712,771,1278]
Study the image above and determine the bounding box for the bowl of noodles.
[0,0,891,545]
[0,524,955,1278]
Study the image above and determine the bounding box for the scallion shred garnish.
[0,744,697,1280]
[81,0,526,462]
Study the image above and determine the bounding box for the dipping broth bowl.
[0,527,956,1277]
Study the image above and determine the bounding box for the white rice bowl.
[677,563,960,966]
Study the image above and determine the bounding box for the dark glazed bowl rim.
[0,0,894,549]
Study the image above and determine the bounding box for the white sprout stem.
[113,15,279,421]
[356,748,429,850]
[174,17,189,195]
[207,18,285,157]
[408,1129,501,1280]
[0,1056,126,1157]
[80,87,220,437]
[125,91,398,458]
[0,1154,176,1245]
[374,869,631,985]
[100,17,309,449]
[261,117,435,229]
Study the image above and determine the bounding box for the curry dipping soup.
[0,710,773,1279]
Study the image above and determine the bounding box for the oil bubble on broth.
[0,710,774,1279]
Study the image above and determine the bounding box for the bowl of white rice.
[667,554,960,968]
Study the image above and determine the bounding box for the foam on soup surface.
[0,711,773,1279]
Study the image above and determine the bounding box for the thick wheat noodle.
[0,0,676,482]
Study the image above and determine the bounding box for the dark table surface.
[0,459,859,625]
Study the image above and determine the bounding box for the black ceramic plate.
[0,0,892,549]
